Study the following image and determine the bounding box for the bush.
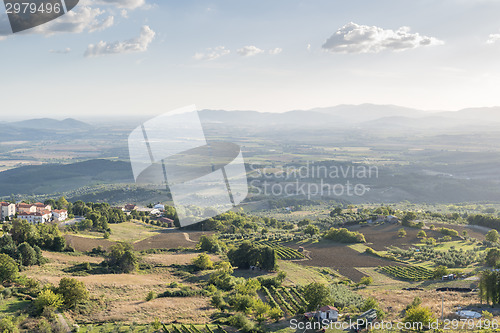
[228,313,255,332]
[35,289,63,313]
[57,277,89,308]
[0,253,18,283]
[324,228,365,243]
[146,290,157,301]
[192,253,213,270]
[360,276,373,286]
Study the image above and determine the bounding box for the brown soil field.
[133,231,213,251]
[64,231,214,252]
[296,241,403,282]
[64,234,115,252]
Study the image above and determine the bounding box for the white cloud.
[31,6,114,35]
[193,46,230,61]
[49,48,72,54]
[237,45,264,57]
[93,0,146,9]
[487,33,500,44]
[269,47,282,55]
[84,25,155,57]
[322,22,444,53]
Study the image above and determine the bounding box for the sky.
[1,0,500,119]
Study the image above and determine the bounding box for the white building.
[153,204,165,211]
[18,210,52,224]
[0,202,16,220]
[16,203,36,214]
[52,209,68,221]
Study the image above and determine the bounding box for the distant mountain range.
[7,118,92,130]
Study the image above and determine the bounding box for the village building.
[0,202,16,220]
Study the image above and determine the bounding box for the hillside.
[0,159,134,196]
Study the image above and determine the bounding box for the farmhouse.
[304,305,339,321]
[18,210,52,224]
[34,202,51,213]
[124,204,137,211]
[52,209,68,221]
[0,202,16,220]
[153,204,165,211]
[157,217,174,227]
[16,203,36,214]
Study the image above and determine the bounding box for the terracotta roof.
[53,210,67,214]
[0,202,13,206]
[34,202,46,207]
[17,203,33,208]
[319,305,338,312]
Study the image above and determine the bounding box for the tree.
[57,277,89,308]
[432,265,448,279]
[253,299,271,323]
[485,248,500,267]
[361,297,385,319]
[197,235,224,253]
[402,212,417,226]
[268,307,283,322]
[211,292,227,311]
[303,282,332,311]
[107,242,137,273]
[417,230,427,238]
[192,253,214,270]
[0,253,18,283]
[486,230,500,243]
[17,242,37,266]
[360,276,373,286]
[398,228,407,238]
[35,289,63,313]
[403,305,436,329]
[330,207,342,217]
[304,225,320,237]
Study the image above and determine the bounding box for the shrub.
[57,277,89,308]
[324,228,365,243]
[146,290,156,301]
[35,289,63,313]
[192,253,214,270]
[0,253,18,283]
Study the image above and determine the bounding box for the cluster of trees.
[438,227,459,237]
[197,235,226,254]
[227,241,277,271]
[72,202,128,233]
[0,219,66,267]
[479,270,500,305]
[34,277,89,314]
[323,227,366,243]
[104,242,138,273]
[468,214,500,232]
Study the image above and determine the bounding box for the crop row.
[166,325,222,333]
[262,286,280,309]
[380,265,433,281]
[270,285,295,313]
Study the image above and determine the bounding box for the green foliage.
[398,228,407,238]
[35,289,63,313]
[17,242,37,266]
[227,241,277,270]
[0,316,19,333]
[361,297,385,319]
[57,277,89,308]
[417,230,427,238]
[439,227,459,237]
[485,248,500,267]
[0,253,18,283]
[432,266,449,279]
[196,235,225,254]
[192,253,214,270]
[146,290,156,301]
[228,313,255,332]
[106,242,137,273]
[235,278,261,295]
[209,262,235,291]
[380,265,433,281]
[329,284,364,310]
[303,225,319,236]
[403,305,436,329]
[303,282,333,311]
[486,229,500,243]
[359,276,373,286]
[323,227,365,243]
[268,307,283,321]
[211,292,227,311]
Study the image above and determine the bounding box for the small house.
[304,305,338,322]
[154,204,165,211]
[442,274,455,281]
